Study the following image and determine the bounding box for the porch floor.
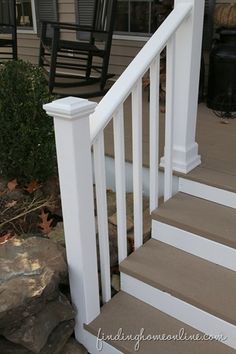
[58,83,236,192]
[101,91,236,193]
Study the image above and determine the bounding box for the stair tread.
[120,239,236,325]
[85,291,233,354]
[152,192,236,248]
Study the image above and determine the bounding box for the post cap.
[43,97,97,120]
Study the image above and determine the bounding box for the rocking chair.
[39,0,117,98]
[0,0,17,61]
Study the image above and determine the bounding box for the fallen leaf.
[7,179,18,192]
[5,200,17,208]
[38,209,53,234]
[24,180,42,194]
[0,232,15,245]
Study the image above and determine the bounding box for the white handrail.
[90,3,192,144]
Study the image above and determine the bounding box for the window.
[16,0,36,31]
[115,0,173,36]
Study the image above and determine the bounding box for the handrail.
[90,3,192,143]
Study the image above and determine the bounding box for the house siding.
[17,0,230,75]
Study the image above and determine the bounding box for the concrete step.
[152,192,236,249]
[85,291,234,354]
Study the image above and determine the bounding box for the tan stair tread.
[120,239,236,325]
[85,291,233,354]
[152,192,236,248]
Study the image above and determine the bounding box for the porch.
[65,89,234,193]
[102,94,236,192]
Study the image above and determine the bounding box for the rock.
[48,222,65,247]
[125,193,149,219]
[39,320,74,354]
[108,213,133,232]
[3,293,75,353]
[127,208,152,250]
[0,237,67,330]
[106,190,117,216]
[0,320,74,354]
[111,274,120,292]
[0,336,28,354]
[60,338,88,354]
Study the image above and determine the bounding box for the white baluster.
[93,132,111,303]
[113,105,128,263]
[149,56,160,212]
[164,35,175,201]
[132,79,143,249]
[43,97,100,342]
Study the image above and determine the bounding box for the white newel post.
[43,97,100,343]
[161,0,205,173]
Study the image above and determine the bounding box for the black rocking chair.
[39,0,117,98]
[0,0,17,61]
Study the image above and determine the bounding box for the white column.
[43,97,100,342]
[161,0,205,173]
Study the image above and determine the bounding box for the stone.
[60,338,88,354]
[106,190,116,215]
[127,207,152,250]
[111,274,120,292]
[3,293,75,353]
[38,320,74,354]
[108,213,134,232]
[0,237,67,330]
[0,336,29,354]
[48,222,65,247]
[0,320,74,354]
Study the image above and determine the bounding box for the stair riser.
[152,221,236,271]
[179,178,236,208]
[83,329,123,354]
[121,273,236,350]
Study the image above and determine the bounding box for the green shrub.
[0,60,56,182]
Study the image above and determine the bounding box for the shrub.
[0,60,56,182]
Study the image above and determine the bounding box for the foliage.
[0,60,56,182]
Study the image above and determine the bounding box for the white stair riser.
[82,329,123,354]
[179,178,236,208]
[151,221,236,271]
[121,273,236,350]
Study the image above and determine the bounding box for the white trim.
[121,273,236,350]
[152,221,236,271]
[31,0,37,33]
[17,29,36,34]
[160,143,201,174]
[113,34,149,42]
[16,0,37,34]
[179,178,236,208]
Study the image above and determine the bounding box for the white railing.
[44,0,204,348]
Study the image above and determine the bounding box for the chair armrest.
[51,22,93,32]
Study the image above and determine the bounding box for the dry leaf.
[0,232,15,245]
[25,180,41,194]
[38,209,53,234]
[7,179,18,192]
[5,200,17,208]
